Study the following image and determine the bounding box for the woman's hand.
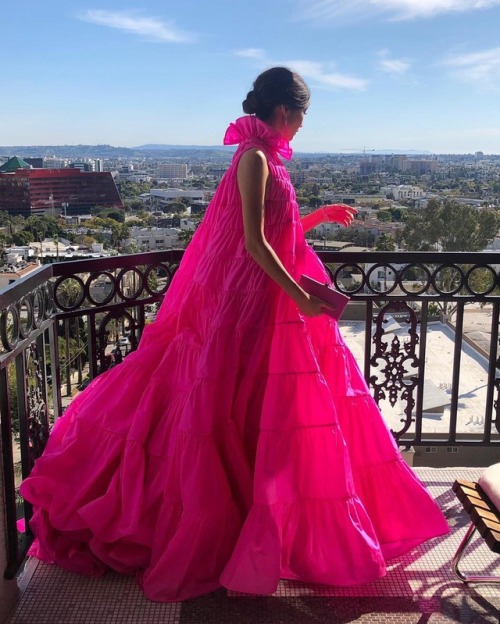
[300,204,357,232]
[295,291,333,317]
[319,204,357,226]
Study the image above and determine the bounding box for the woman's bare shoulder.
[238,147,268,173]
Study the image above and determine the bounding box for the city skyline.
[2,1,500,153]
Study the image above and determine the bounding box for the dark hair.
[242,67,310,121]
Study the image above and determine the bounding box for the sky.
[2,1,500,154]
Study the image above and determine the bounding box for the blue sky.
[2,1,500,153]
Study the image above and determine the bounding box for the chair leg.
[452,522,500,584]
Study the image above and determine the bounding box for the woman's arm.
[301,204,357,233]
[237,149,324,317]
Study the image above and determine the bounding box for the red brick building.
[0,168,123,217]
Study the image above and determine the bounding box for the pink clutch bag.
[299,275,350,320]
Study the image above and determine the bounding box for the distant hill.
[135,144,432,156]
[0,143,236,161]
[0,143,432,160]
[371,149,432,155]
[134,144,234,152]
[0,144,145,159]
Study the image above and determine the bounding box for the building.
[157,163,188,179]
[403,159,440,175]
[150,188,205,208]
[127,226,181,251]
[0,156,31,173]
[0,261,40,289]
[381,184,424,201]
[0,168,123,217]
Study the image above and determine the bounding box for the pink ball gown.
[20,116,449,602]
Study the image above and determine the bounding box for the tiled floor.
[5,468,500,623]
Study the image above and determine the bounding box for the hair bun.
[242,90,260,115]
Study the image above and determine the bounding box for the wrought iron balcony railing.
[1,249,500,581]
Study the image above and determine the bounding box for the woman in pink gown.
[20,67,449,602]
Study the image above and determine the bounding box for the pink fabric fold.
[223,116,293,160]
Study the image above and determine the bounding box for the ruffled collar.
[223,116,293,160]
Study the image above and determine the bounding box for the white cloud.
[235,48,266,60]
[378,50,411,74]
[285,60,368,90]
[78,10,195,43]
[295,0,500,22]
[442,46,500,89]
[236,50,367,91]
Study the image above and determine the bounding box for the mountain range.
[0,143,432,160]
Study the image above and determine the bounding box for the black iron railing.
[1,249,500,578]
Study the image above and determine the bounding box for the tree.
[0,210,14,226]
[377,210,391,222]
[331,228,375,247]
[388,207,408,222]
[403,199,499,317]
[403,199,498,252]
[13,230,34,245]
[124,199,145,212]
[375,234,397,251]
[110,222,130,248]
[92,206,125,222]
[177,228,195,247]
[309,196,323,208]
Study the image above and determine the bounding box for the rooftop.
[341,319,492,437]
[0,156,31,173]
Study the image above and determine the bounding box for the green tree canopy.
[92,206,125,222]
[375,234,397,251]
[12,230,34,245]
[403,199,498,251]
[23,215,63,241]
[309,196,323,208]
[377,210,391,222]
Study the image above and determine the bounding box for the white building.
[157,163,188,179]
[311,222,343,237]
[150,188,205,208]
[381,185,424,201]
[43,157,69,168]
[128,227,181,251]
[0,261,40,290]
[116,171,152,183]
[3,246,37,262]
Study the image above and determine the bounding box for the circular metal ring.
[53,275,86,311]
[116,267,144,301]
[465,264,498,296]
[431,263,465,296]
[32,287,46,328]
[85,271,117,306]
[18,297,34,339]
[399,263,432,296]
[144,263,172,296]
[332,263,367,295]
[366,263,398,296]
[0,305,20,351]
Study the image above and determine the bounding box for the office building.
[0,168,123,217]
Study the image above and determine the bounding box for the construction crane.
[340,147,377,155]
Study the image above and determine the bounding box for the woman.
[20,67,448,602]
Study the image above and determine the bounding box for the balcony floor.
[6,467,500,623]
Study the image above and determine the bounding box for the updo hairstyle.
[242,67,310,121]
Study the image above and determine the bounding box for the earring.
[282,105,288,126]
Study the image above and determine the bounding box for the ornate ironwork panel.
[369,301,420,440]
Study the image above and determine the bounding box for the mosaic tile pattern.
[6,468,500,624]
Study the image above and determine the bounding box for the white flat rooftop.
[340,320,493,437]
